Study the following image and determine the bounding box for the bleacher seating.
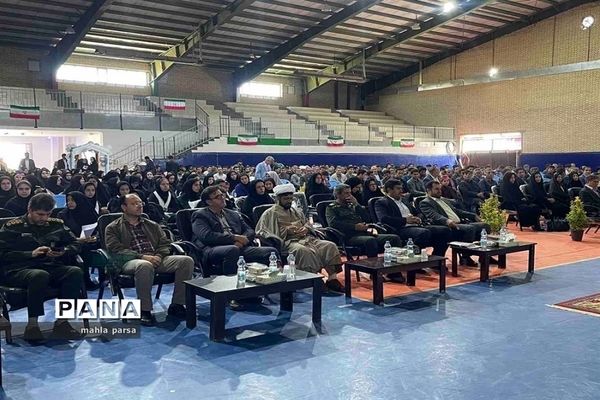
[224,102,320,140]
[287,106,378,143]
[338,109,435,141]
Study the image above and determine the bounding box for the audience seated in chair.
[191,186,277,276]
[255,183,344,293]
[0,193,84,343]
[374,179,452,258]
[580,174,600,215]
[104,194,194,326]
[500,172,543,230]
[458,169,485,213]
[419,181,491,266]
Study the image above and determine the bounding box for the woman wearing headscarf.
[202,173,215,188]
[89,157,99,174]
[242,179,274,219]
[58,191,100,289]
[527,172,554,211]
[107,181,132,213]
[0,175,15,208]
[226,170,241,190]
[126,175,147,202]
[81,181,108,215]
[263,177,276,194]
[500,172,542,230]
[266,170,282,186]
[148,176,180,213]
[140,171,156,196]
[62,174,85,194]
[59,191,99,238]
[566,171,583,189]
[45,175,64,194]
[305,173,331,200]
[4,180,33,216]
[233,174,251,197]
[361,178,384,207]
[548,173,570,218]
[38,168,51,188]
[177,177,203,209]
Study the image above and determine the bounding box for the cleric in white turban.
[255,182,344,292]
[273,183,296,197]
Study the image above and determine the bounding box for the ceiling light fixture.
[581,16,595,30]
[488,67,498,77]
[442,2,457,13]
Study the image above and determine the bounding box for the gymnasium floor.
[1,227,600,400]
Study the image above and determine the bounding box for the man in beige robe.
[256,183,344,293]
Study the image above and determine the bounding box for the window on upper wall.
[461,132,522,153]
[56,65,149,87]
[238,81,282,99]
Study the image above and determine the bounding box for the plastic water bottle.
[406,238,414,257]
[236,256,247,288]
[287,253,296,280]
[499,226,508,243]
[420,249,428,262]
[384,240,392,264]
[269,252,278,271]
[480,229,488,249]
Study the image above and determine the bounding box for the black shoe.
[24,325,45,343]
[167,304,186,318]
[386,272,406,284]
[325,279,345,293]
[140,311,157,327]
[229,300,244,310]
[52,321,83,340]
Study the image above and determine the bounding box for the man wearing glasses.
[191,186,277,275]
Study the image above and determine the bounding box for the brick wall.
[374,3,600,154]
[0,46,53,88]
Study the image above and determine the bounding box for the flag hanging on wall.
[327,136,344,147]
[237,135,259,145]
[10,105,40,120]
[400,139,415,148]
[163,99,186,110]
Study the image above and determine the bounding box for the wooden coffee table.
[344,255,447,305]
[449,241,536,282]
[185,271,323,341]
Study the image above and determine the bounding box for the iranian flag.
[10,105,40,120]
[327,136,344,147]
[237,135,258,145]
[163,99,186,110]
[400,139,415,148]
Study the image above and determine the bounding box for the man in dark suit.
[191,186,277,275]
[458,169,485,212]
[165,155,179,174]
[55,153,70,170]
[580,174,600,214]
[374,179,452,257]
[18,152,36,172]
[420,181,491,266]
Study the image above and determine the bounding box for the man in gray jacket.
[105,194,194,326]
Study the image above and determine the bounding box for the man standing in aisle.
[255,156,274,180]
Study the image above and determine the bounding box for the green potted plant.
[566,197,588,241]
[479,195,504,234]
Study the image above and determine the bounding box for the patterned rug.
[551,293,600,317]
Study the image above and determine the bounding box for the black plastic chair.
[234,196,247,212]
[252,204,274,226]
[309,193,333,207]
[0,208,15,218]
[0,217,89,343]
[367,197,383,223]
[94,213,177,303]
[175,209,207,277]
[568,187,582,201]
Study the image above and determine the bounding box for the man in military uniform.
[326,184,405,283]
[0,193,84,342]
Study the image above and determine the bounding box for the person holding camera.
[0,193,84,343]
